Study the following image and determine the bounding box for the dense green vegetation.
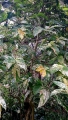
[0,0,68,120]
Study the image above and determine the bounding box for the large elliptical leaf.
[33,26,43,37]
[16,56,27,71]
[3,55,15,69]
[53,81,67,89]
[50,89,66,96]
[38,89,50,108]
[50,64,68,77]
[3,55,27,71]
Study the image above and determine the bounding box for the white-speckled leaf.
[16,56,27,71]
[3,55,15,69]
[50,89,66,96]
[53,81,67,89]
[38,89,50,108]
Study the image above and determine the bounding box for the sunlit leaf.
[51,64,68,77]
[0,69,3,72]
[53,81,67,89]
[3,84,10,89]
[38,89,50,108]
[53,80,68,94]
[50,89,66,96]
[29,0,34,3]
[50,64,63,74]
[0,96,6,110]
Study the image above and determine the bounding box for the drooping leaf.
[53,81,67,89]
[50,89,66,96]
[38,89,50,108]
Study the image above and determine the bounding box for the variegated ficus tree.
[0,0,68,120]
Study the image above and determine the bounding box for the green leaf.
[33,26,43,37]
[14,0,22,4]
[51,45,59,54]
[58,56,64,64]
[49,57,57,64]
[33,80,42,95]
[50,41,59,54]
[61,66,68,77]
[0,12,7,23]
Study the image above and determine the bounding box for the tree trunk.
[24,100,34,120]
